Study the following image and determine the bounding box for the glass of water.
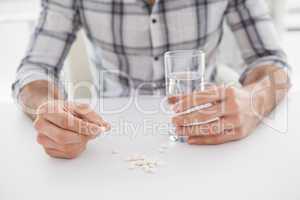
[164,50,206,142]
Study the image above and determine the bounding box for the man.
[12,0,290,159]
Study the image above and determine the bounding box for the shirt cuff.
[239,56,291,84]
[11,65,67,103]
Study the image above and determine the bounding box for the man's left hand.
[171,85,264,145]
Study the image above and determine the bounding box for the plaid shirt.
[12,0,289,98]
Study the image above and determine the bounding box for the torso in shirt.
[13,0,286,99]
[77,0,228,96]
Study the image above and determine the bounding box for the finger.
[36,100,64,115]
[65,102,111,130]
[34,118,87,145]
[44,148,69,159]
[176,116,240,136]
[187,128,241,145]
[169,83,217,104]
[37,133,60,149]
[172,96,239,126]
[173,86,234,113]
[172,104,222,127]
[39,110,105,137]
[44,148,82,159]
[37,134,88,153]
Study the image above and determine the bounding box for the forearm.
[242,65,290,116]
[18,80,63,120]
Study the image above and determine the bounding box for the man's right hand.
[34,100,110,159]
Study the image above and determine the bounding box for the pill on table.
[142,165,149,170]
[132,160,145,166]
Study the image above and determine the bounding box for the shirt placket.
[149,11,164,85]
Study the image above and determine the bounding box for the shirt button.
[154,56,159,61]
[152,18,157,24]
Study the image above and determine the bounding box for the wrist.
[19,80,60,120]
[243,78,272,118]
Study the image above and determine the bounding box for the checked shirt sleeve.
[12,0,81,100]
[225,0,290,84]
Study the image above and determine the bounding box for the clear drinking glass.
[164,50,206,142]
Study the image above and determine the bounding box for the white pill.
[133,160,145,166]
[142,165,149,170]
[148,161,157,166]
[146,163,155,168]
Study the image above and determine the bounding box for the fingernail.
[89,126,105,137]
[104,122,111,128]
[93,126,107,136]
[97,120,110,129]
[99,126,107,132]
[105,123,111,131]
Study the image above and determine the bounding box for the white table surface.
[1,93,300,200]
